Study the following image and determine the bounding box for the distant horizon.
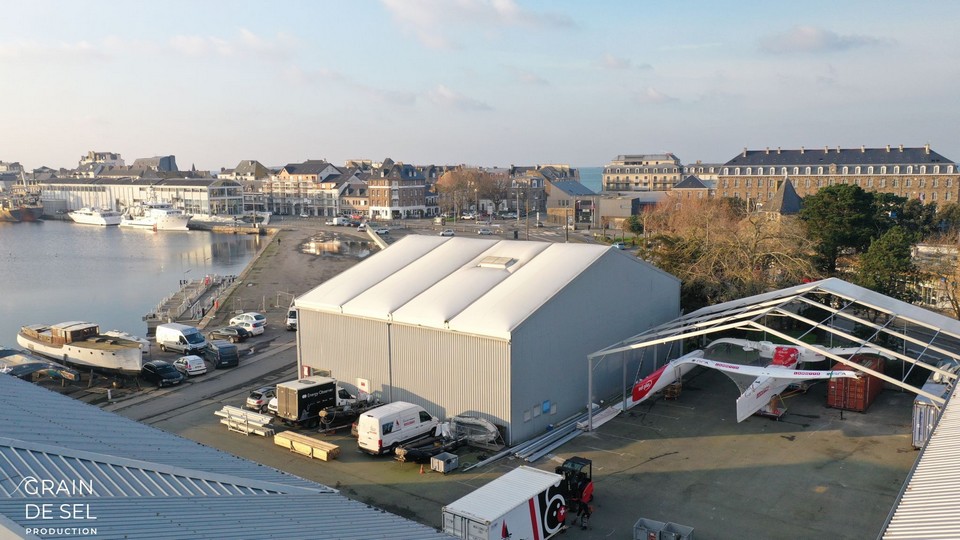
[3,1,958,172]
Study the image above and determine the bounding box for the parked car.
[536,221,544,228]
[141,360,185,388]
[229,312,266,334]
[233,320,264,336]
[299,212,309,218]
[172,355,208,377]
[267,396,278,415]
[477,228,493,235]
[246,385,276,413]
[207,325,250,343]
[439,229,455,237]
[612,241,628,250]
[357,223,367,232]
[286,307,297,331]
[374,228,390,235]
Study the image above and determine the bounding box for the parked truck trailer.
[442,466,569,540]
[275,377,358,428]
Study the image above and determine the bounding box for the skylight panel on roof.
[477,256,516,269]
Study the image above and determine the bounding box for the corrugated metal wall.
[298,310,392,398]
[510,252,680,442]
[299,309,513,436]
[390,325,511,434]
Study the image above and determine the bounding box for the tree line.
[636,184,960,316]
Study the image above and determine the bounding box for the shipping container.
[826,355,884,412]
[442,466,568,540]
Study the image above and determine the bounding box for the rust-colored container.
[826,355,885,412]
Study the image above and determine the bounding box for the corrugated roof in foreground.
[0,376,452,540]
[296,236,621,339]
[881,384,960,540]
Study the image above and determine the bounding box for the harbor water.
[0,220,262,346]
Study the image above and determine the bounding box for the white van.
[357,401,438,455]
[155,323,208,355]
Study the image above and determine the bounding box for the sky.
[2,0,959,172]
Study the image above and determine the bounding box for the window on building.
[934,166,941,174]
[805,179,811,188]
[934,179,939,188]
[818,179,824,187]
[921,166,927,174]
[932,192,938,201]
[804,166,811,174]
[907,166,914,174]
[723,180,729,188]
[906,179,912,188]
[920,179,926,188]
[894,166,900,174]
[948,192,952,200]
[892,179,898,188]
[746,167,752,175]
[842,166,849,174]
[746,179,752,187]
[735,167,741,175]
[867,178,874,187]
[880,179,886,188]
[723,167,729,175]
[781,167,788,175]
[793,167,799,175]
[818,166,824,174]
[734,179,740,187]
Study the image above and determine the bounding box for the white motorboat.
[68,207,122,226]
[17,321,145,374]
[120,201,192,231]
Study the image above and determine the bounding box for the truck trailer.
[275,377,358,428]
[442,466,569,540]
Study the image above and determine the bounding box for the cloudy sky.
[3,0,959,171]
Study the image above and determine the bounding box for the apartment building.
[602,153,683,192]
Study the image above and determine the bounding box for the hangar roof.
[296,236,655,339]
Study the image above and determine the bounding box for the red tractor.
[556,456,594,528]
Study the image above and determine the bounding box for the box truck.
[442,466,569,540]
[155,323,207,355]
[275,377,358,428]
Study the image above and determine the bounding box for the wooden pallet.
[274,431,341,461]
[664,383,682,400]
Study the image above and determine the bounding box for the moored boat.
[120,201,192,231]
[69,207,122,226]
[0,196,43,223]
[16,322,144,374]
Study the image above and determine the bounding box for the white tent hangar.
[295,235,680,444]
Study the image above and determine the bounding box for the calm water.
[579,166,602,193]
[0,220,261,345]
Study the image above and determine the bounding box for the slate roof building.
[0,375,451,540]
[718,145,960,205]
[295,236,680,444]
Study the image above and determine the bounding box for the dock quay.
[143,274,236,336]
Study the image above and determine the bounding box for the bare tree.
[641,198,820,309]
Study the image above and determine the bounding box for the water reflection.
[301,233,372,257]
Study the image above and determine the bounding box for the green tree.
[935,202,960,234]
[897,199,937,239]
[800,184,875,273]
[854,226,917,302]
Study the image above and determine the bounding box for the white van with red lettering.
[357,401,438,455]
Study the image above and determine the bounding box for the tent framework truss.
[586,279,960,431]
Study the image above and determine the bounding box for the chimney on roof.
[861,145,865,153]
[824,146,829,154]
[886,145,890,152]
[800,146,805,154]
[777,147,781,154]
[925,143,930,154]
[899,144,904,152]
[765,147,770,155]
[742,147,747,157]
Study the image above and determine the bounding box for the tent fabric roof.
[296,236,621,339]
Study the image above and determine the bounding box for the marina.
[0,219,262,347]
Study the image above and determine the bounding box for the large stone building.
[602,153,683,192]
[717,145,960,206]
